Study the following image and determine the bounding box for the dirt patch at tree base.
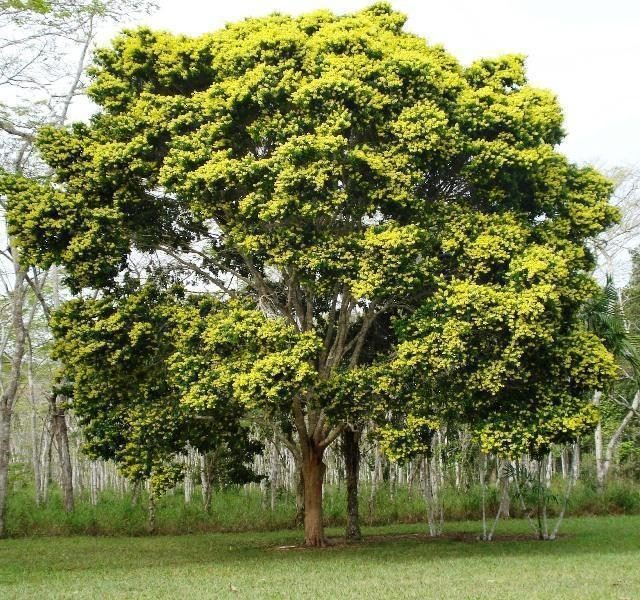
[270,531,568,550]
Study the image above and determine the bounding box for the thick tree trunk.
[342,428,362,541]
[51,396,74,512]
[302,448,327,547]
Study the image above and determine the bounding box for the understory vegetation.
[5,477,640,538]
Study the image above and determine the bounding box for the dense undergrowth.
[5,477,640,537]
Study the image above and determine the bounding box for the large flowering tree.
[6,3,616,545]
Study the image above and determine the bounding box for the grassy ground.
[1,516,639,599]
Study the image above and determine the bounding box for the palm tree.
[582,276,640,488]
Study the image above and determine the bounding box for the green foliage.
[50,280,260,491]
[168,297,320,416]
[1,0,52,14]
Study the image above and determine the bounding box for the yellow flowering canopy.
[5,2,618,465]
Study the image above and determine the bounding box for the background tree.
[588,256,640,487]
[0,0,154,536]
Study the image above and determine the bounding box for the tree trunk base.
[302,449,327,547]
[304,534,330,548]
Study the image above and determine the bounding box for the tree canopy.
[6,2,618,545]
[51,280,261,494]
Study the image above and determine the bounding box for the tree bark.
[302,447,327,547]
[342,428,362,541]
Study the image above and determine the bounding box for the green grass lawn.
[1,516,639,599]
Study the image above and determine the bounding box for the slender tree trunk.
[27,340,43,505]
[30,405,42,504]
[302,447,327,547]
[560,448,568,480]
[536,459,545,540]
[595,420,605,488]
[0,405,12,537]
[368,444,382,515]
[342,428,362,541]
[184,454,193,505]
[90,461,99,505]
[40,422,53,504]
[51,396,74,512]
[270,434,279,512]
[593,392,605,489]
[200,450,217,513]
[498,459,511,519]
[148,487,157,534]
[572,441,581,480]
[545,453,553,488]
[488,459,507,541]
[550,444,579,540]
[604,391,640,480]
[408,458,419,496]
[479,453,488,540]
[0,265,26,537]
[131,480,142,506]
